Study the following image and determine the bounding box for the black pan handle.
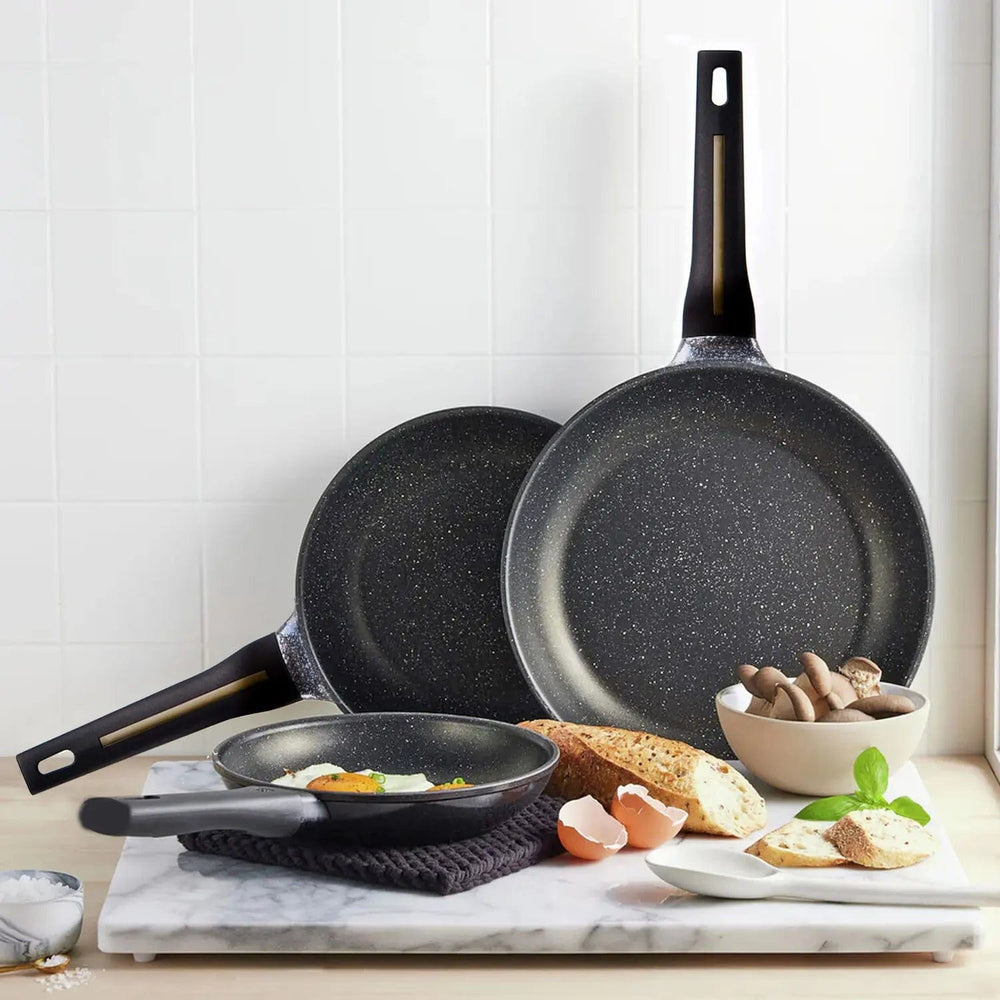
[682,49,756,340]
[17,633,301,794]
[79,785,327,838]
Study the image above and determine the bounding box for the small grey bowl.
[0,870,83,964]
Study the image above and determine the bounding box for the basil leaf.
[853,746,889,799]
[795,794,861,821]
[857,792,889,809]
[888,795,931,826]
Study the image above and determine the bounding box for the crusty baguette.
[825,810,937,869]
[518,719,766,837]
[745,819,846,867]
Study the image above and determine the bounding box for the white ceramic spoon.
[646,846,1000,907]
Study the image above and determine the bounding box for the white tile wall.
[0,65,46,209]
[0,0,990,757]
[199,209,341,356]
[48,63,194,210]
[56,359,199,499]
[0,212,49,353]
[200,356,344,501]
[0,360,54,499]
[51,211,197,356]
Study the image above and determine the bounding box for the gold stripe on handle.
[712,134,725,316]
[99,670,271,747]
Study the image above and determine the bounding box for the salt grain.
[34,968,93,992]
[0,875,73,903]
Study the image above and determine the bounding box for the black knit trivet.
[178,795,564,895]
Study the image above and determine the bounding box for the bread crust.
[518,719,766,837]
[825,810,937,869]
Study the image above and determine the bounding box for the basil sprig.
[794,747,931,825]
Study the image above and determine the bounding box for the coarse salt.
[0,875,73,903]
[34,968,93,992]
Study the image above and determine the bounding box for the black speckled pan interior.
[299,407,558,721]
[501,52,933,758]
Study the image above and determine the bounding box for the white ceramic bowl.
[716,682,929,796]
[0,870,83,964]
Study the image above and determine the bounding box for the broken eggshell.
[557,796,628,860]
[611,784,687,849]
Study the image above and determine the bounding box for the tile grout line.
[925,0,938,754]
[9,348,960,359]
[633,0,641,374]
[189,0,209,753]
[486,0,495,401]
[781,0,790,368]
[338,0,349,444]
[41,0,65,734]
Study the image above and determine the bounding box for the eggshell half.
[557,796,628,860]
[611,784,688,849]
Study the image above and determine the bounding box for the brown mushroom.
[752,666,788,703]
[825,691,845,711]
[736,663,760,695]
[790,669,855,720]
[846,694,915,718]
[818,708,875,723]
[799,652,832,698]
[773,678,816,721]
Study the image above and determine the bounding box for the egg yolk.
[429,780,475,791]
[306,772,382,793]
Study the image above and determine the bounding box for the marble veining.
[98,761,981,961]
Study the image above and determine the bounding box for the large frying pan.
[502,51,933,757]
[21,407,557,793]
[79,714,560,848]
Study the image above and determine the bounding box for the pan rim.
[501,351,934,724]
[210,711,561,803]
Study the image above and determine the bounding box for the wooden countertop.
[2,755,999,999]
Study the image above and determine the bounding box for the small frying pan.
[501,51,933,757]
[79,714,560,848]
[21,407,557,793]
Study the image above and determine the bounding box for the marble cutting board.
[97,760,982,961]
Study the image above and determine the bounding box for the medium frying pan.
[79,714,560,848]
[502,51,933,757]
[21,407,558,793]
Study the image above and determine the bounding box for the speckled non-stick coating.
[211,713,560,846]
[297,408,558,722]
[503,345,933,758]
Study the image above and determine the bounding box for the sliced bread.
[825,810,937,869]
[745,819,846,867]
[518,719,767,837]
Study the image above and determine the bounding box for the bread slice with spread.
[825,810,937,869]
[745,819,847,867]
[518,719,766,837]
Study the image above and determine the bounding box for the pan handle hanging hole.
[36,750,75,774]
[711,67,728,106]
